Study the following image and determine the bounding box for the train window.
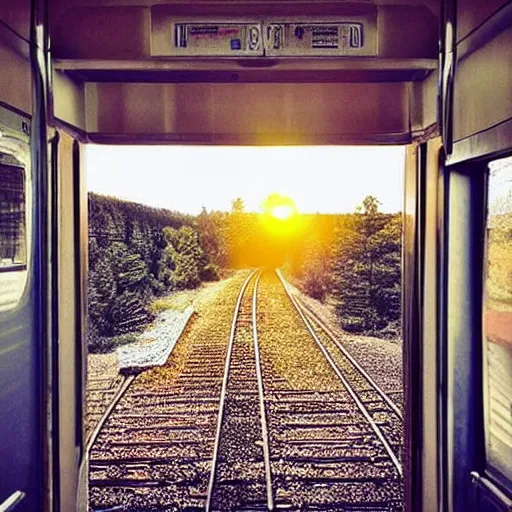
[85,145,405,511]
[483,154,512,484]
[0,148,29,312]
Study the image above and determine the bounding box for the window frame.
[481,152,512,496]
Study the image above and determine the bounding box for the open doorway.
[84,144,405,511]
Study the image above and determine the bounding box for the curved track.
[88,271,258,511]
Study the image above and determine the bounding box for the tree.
[231,197,245,213]
[196,207,229,269]
[299,233,333,302]
[331,196,401,333]
[159,225,212,290]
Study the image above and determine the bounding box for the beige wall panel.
[169,85,214,134]
[421,71,437,129]
[453,26,512,142]
[53,71,86,130]
[422,136,442,512]
[86,82,410,141]
[0,1,31,41]
[411,71,438,132]
[457,0,509,42]
[0,40,31,114]
[378,5,437,58]
[52,6,150,59]
[57,130,80,512]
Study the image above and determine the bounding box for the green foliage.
[283,196,402,336]
[200,262,220,282]
[300,235,332,302]
[331,196,402,334]
[196,207,230,268]
[87,194,216,350]
[88,331,139,354]
[159,226,206,290]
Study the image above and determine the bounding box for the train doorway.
[83,144,406,511]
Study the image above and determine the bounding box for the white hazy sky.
[85,145,404,214]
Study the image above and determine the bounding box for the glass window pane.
[0,150,28,312]
[484,155,512,482]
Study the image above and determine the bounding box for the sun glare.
[271,204,294,220]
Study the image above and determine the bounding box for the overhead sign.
[151,17,376,57]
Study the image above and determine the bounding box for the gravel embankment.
[285,277,403,396]
[116,306,194,372]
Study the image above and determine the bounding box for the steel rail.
[276,269,403,478]
[294,294,403,420]
[252,271,275,511]
[205,269,260,512]
[85,375,135,455]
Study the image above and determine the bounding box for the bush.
[302,269,328,302]
[377,320,402,340]
[200,262,220,282]
[88,332,139,354]
[341,316,367,333]
[109,290,154,334]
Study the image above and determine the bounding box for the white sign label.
[170,22,263,56]
[264,22,368,56]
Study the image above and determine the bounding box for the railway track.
[277,269,404,468]
[259,270,403,510]
[88,268,403,511]
[206,269,273,511]
[88,271,258,511]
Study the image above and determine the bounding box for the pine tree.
[331,196,401,333]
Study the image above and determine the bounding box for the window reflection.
[0,151,28,312]
[484,155,512,482]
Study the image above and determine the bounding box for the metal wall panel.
[457,0,510,42]
[0,31,31,115]
[50,3,437,60]
[52,70,86,131]
[85,81,410,143]
[0,1,31,42]
[422,136,443,512]
[453,25,512,143]
[0,108,42,512]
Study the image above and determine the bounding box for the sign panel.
[150,16,377,57]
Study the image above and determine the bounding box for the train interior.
[0,0,511,510]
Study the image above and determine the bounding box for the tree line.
[88,193,402,351]
[87,193,220,352]
[284,196,401,336]
[195,195,401,336]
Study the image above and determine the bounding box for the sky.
[85,145,405,214]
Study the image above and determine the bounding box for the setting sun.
[262,193,297,218]
[271,204,295,220]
